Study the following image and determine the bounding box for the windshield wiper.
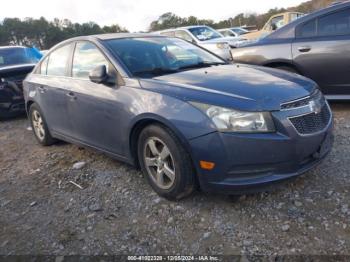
[133,67,178,77]
[178,61,227,70]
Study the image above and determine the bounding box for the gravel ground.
[0,102,349,256]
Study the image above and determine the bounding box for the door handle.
[298,46,311,53]
[66,91,77,100]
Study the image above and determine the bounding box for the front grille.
[281,96,311,110]
[281,89,323,110]
[289,104,331,135]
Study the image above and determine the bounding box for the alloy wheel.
[143,137,176,190]
[32,110,45,141]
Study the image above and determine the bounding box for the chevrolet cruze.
[24,34,333,200]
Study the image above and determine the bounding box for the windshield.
[106,37,225,78]
[188,26,223,41]
[0,47,42,68]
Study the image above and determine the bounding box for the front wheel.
[137,125,195,200]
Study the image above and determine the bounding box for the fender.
[128,113,199,162]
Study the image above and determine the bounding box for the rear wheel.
[137,124,195,200]
[29,103,56,146]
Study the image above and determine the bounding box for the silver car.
[218,27,249,37]
[157,26,242,61]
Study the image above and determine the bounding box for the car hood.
[139,64,317,112]
[0,64,35,77]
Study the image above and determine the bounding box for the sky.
[1,0,306,32]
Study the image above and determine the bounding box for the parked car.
[231,2,350,99]
[158,26,244,61]
[243,12,304,40]
[0,46,42,119]
[24,34,333,199]
[218,27,249,37]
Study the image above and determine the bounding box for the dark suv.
[232,2,350,100]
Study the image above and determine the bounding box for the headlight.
[191,102,275,133]
[216,43,230,49]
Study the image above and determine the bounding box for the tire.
[274,66,299,74]
[137,124,195,200]
[29,103,56,146]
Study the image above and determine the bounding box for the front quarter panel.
[119,79,217,160]
[125,81,216,141]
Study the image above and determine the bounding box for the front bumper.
[189,103,334,194]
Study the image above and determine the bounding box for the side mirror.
[89,65,108,84]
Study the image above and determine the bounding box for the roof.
[0,46,27,50]
[68,33,166,42]
[157,25,212,33]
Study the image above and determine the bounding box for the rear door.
[292,7,350,96]
[33,43,74,135]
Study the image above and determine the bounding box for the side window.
[47,44,72,76]
[72,42,109,79]
[318,9,350,36]
[39,56,49,75]
[265,15,284,31]
[297,19,317,38]
[175,30,193,42]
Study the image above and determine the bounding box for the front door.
[67,41,126,155]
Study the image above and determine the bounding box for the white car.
[157,26,243,61]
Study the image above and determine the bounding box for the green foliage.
[0,0,336,48]
[149,12,215,31]
[149,0,335,31]
[0,17,128,49]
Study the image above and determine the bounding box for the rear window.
[160,31,175,37]
[297,8,350,38]
[318,8,350,36]
[175,30,193,42]
[0,47,41,67]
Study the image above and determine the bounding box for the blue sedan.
[23,34,333,200]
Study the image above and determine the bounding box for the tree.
[148,0,335,32]
[0,17,128,49]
